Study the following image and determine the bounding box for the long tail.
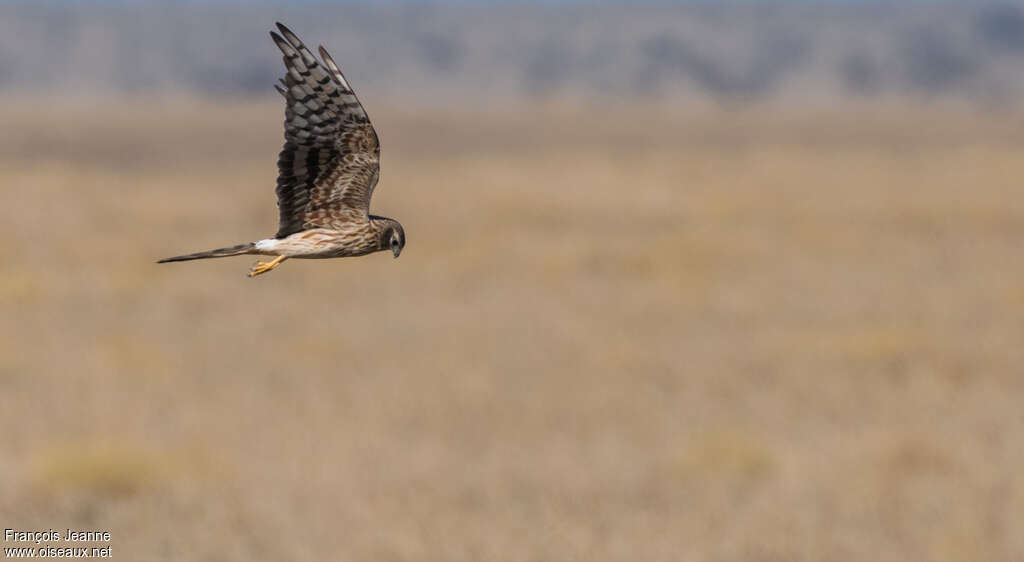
[157,243,256,263]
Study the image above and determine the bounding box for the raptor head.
[376,218,405,258]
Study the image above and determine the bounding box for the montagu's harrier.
[159,23,404,277]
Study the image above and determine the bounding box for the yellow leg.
[248,255,287,277]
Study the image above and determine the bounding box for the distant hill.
[3,2,1024,104]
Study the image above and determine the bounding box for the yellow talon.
[248,255,287,277]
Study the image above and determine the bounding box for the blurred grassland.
[1,98,1024,561]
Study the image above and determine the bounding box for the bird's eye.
[391,238,399,248]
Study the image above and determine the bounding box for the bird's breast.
[270,226,379,259]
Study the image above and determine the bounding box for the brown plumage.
[158,22,405,277]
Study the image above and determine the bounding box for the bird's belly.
[258,228,377,259]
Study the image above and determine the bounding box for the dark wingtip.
[275,22,295,43]
[276,22,303,47]
[269,30,295,56]
[318,45,332,62]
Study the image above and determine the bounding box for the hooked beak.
[392,246,401,259]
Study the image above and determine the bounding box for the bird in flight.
[159,23,404,277]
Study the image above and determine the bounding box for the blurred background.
[2,1,1023,560]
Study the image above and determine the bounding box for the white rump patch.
[255,239,280,252]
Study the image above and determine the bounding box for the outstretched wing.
[270,23,380,239]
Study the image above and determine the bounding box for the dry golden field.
[2,99,1023,561]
